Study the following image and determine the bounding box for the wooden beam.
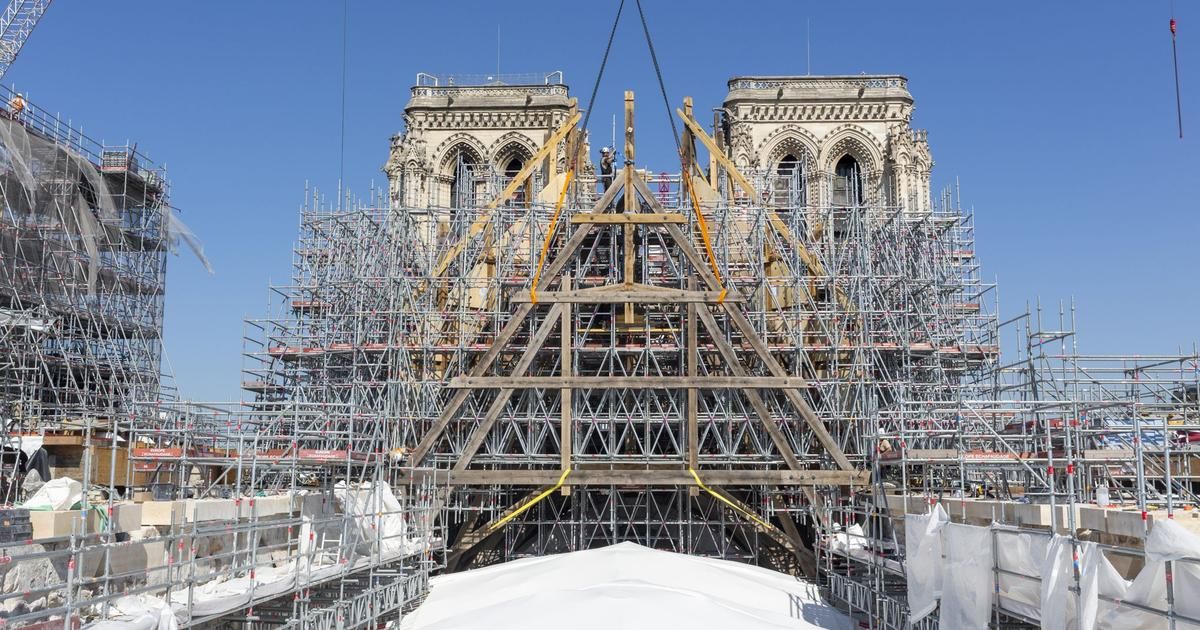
[511,286,740,304]
[677,107,758,202]
[675,107,848,311]
[420,112,581,296]
[448,376,813,389]
[624,91,636,319]
[453,303,566,470]
[398,468,870,487]
[686,276,699,491]
[693,306,803,471]
[571,212,685,224]
[655,215,853,471]
[772,495,817,578]
[560,278,572,493]
[407,181,624,464]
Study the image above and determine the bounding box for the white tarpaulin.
[940,522,994,630]
[1093,519,1200,630]
[1038,534,1075,630]
[905,503,949,623]
[86,595,177,630]
[334,481,423,558]
[399,541,851,630]
[22,476,82,510]
[994,530,1049,621]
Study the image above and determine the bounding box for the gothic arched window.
[503,156,526,206]
[832,155,863,207]
[448,148,478,209]
[774,153,805,207]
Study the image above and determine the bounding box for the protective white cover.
[939,523,994,630]
[86,595,177,630]
[905,503,949,623]
[993,530,1048,621]
[1089,519,1200,629]
[1038,534,1073,630]
[22,476,82,510]
[334,481,416,557]
[398,541,851,630]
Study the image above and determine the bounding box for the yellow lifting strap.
[688,467,770,529]
[530,169,575,304]
[683,170,727,304]
[489,468,572,532]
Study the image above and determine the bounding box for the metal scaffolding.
[0,89,442,629]
[243,88,1200,628]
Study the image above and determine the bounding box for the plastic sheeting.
[940,523,994,630]
[0,117,115,294]
[908,507,1200,629]
[87,595,177,630]
[905,503,949,623]
[399,541,851,630]
[21,476,81,510]
[334,481,423,558]
[1091,519,1200,629]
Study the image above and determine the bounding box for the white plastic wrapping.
[87,595,177,630]
[940,522,994,630]
[1038,534,1074,630]
[905,503,949,622]
[21,476,82,510]
[993,530,1048,621]
[334,481,422,558]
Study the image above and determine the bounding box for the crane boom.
[0,0,51,81]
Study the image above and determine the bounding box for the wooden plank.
[511,287,739,304]
[448,376,813,389]
[398,468,870,487]
[570,212,685,224]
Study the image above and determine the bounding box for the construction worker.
[598,146,615,193]
[8,92,25,120]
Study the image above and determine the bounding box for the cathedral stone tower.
[383,74,581,210]
[721,75,933,212]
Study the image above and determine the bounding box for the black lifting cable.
[634,0,682,158]
[579,0,626,166]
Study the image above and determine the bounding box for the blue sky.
[6,1,1197,401]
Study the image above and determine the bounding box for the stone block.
[140,501,183,526]
[110,503,142,533]
[1079,506,1108,532]
[1106,509,1150,538]
[185,498,236,522]
[30,510,86,540]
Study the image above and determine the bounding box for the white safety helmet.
[601,146,611,154]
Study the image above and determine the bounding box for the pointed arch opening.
[773,153,806,208]
[832,154,863,207]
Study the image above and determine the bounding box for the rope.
[688,467,770,529]
[579,0,626,160]
[631,0,722,300]
[489,468,572,531]
[634,0,681,156]
[338,0,349,193]
[530,169,575,304]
